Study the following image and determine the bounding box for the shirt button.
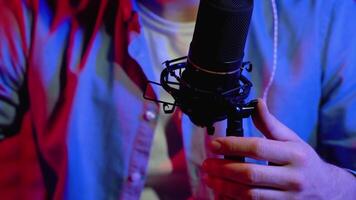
[129,172,142,183]
[144,110,157,122]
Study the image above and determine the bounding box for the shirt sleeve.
[317,0,356,170]
[0,2,28,139]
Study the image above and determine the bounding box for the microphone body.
[179,0,255,129]
[145,0,257,160]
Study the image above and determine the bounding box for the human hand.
[202,99,356,200]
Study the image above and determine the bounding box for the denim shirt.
[0,0,355,199]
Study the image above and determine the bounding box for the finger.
[204,175,290,200]
[209,136,297,164]
[203,159,302,190]
[252,98,302,142]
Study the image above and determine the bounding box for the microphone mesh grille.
[188,0,253,72]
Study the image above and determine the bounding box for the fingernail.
[210,140,221,151]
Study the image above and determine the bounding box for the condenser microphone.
[144,0,257,153]
[179,0,256,132]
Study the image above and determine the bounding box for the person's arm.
[202,99,356,199]
[0,2,28,139]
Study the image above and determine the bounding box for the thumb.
[252,98,301,142]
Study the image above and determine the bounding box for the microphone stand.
[225,100,257,162]
[226,111,244,162]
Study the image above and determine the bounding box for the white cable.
[262,0,279,103]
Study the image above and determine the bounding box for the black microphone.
[144,0,257,160]
[180,0,255,127]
